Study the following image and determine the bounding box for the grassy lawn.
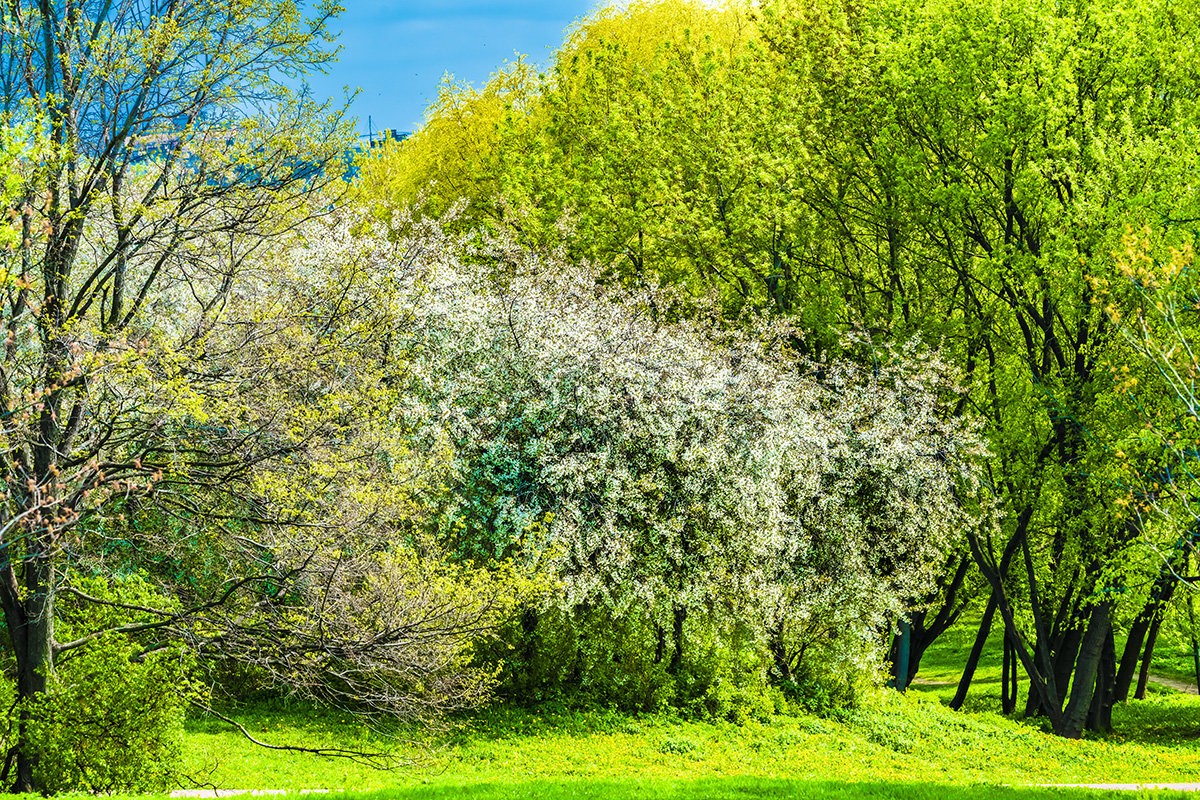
[179,694,1200,798]
[1144,644,1200,692]
[909,609,1198,707]
[172,615,1200,799]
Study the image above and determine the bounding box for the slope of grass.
[908,610,1192,709]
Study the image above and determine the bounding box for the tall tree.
[758,0,1200,736]
[0,2,516,792]
[352,0,1200,735]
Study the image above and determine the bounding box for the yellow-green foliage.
[351,1,755,241]
[555,0,753,67]
[352,59,539,233]
[17,575,197,794]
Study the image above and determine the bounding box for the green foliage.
[656,734,700,756]
[394,223,981,717]
[487,607,675,712]
[352,58,539,235]
[353,0,1200,732]
[20,575,197,794]
[24,636,191,794]
[776,657,862,718]
[486,606,779,720]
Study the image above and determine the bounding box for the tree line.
[358,0,1200,740]
[0,0,1198,794]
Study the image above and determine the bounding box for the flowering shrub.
[362,213,987,712]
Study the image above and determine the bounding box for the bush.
[658,734,701,755]
[486,606,677,712]
[19,575,197,794]
[392,217,985,716]
[24,636,194,793]
[487,603,779,721]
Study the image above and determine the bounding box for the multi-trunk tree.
[0,2,523,792]
[758,0,1200,736]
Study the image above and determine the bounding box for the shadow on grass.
[1110,696,1200,746]
[322,780,1198,800]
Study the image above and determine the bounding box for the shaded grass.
[908,611,1186,711]
[1145,645,1200,690]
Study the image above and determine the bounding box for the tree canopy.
[358,0,1200,738]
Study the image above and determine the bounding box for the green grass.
[177,691,1200,798]
[1143,643,1200,690]
[171,616,1200,799]
[313,783,1200,799]
[908,611,1195,708]
[112,784,1200,800]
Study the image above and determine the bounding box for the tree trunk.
[1188,588,1200,695]
[2,544,57,793]
[896,554,973,690]
[1116,564,1178,702]
[769,623,793,683]
[892,618,912,690]
[1135,612,1164,701]
[1058,599,1113,738]
[1087,626,1116,733]
[1116,613,1153,703]
[966,508,1065,731]
[669,605,685,675]
[1027,612,1083,718]
[1001,633,1016,714]
[950,592,996,710]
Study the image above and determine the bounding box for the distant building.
[128,124,411,182]
[358,128,410,150]
[344,128,411,179]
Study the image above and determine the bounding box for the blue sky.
[304,1,599,136]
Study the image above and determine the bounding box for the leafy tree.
[352,59,540,234]
[361,0,1200,737]
[757,0,1200,736]
[1093,226,1200,701]
[0,3,522,790]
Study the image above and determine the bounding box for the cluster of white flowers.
[34,191,986,700]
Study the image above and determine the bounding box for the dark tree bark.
[890,553,974,690]
[1024,583,1085,720]
[952,531,1025,710]
[1060,599,1115,739]
[1188,583,1200,695]
[892,618,912,690]
[1116,561,1180,702]
[1001,633,1017,715]
[1135,612,1165,700]
[669,605,686,675]
[1087,626,1116,733]
[0,1,352,789]
[950,592,996,710]
[967,507,1066,733]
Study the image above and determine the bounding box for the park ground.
[135,617,1200,800]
